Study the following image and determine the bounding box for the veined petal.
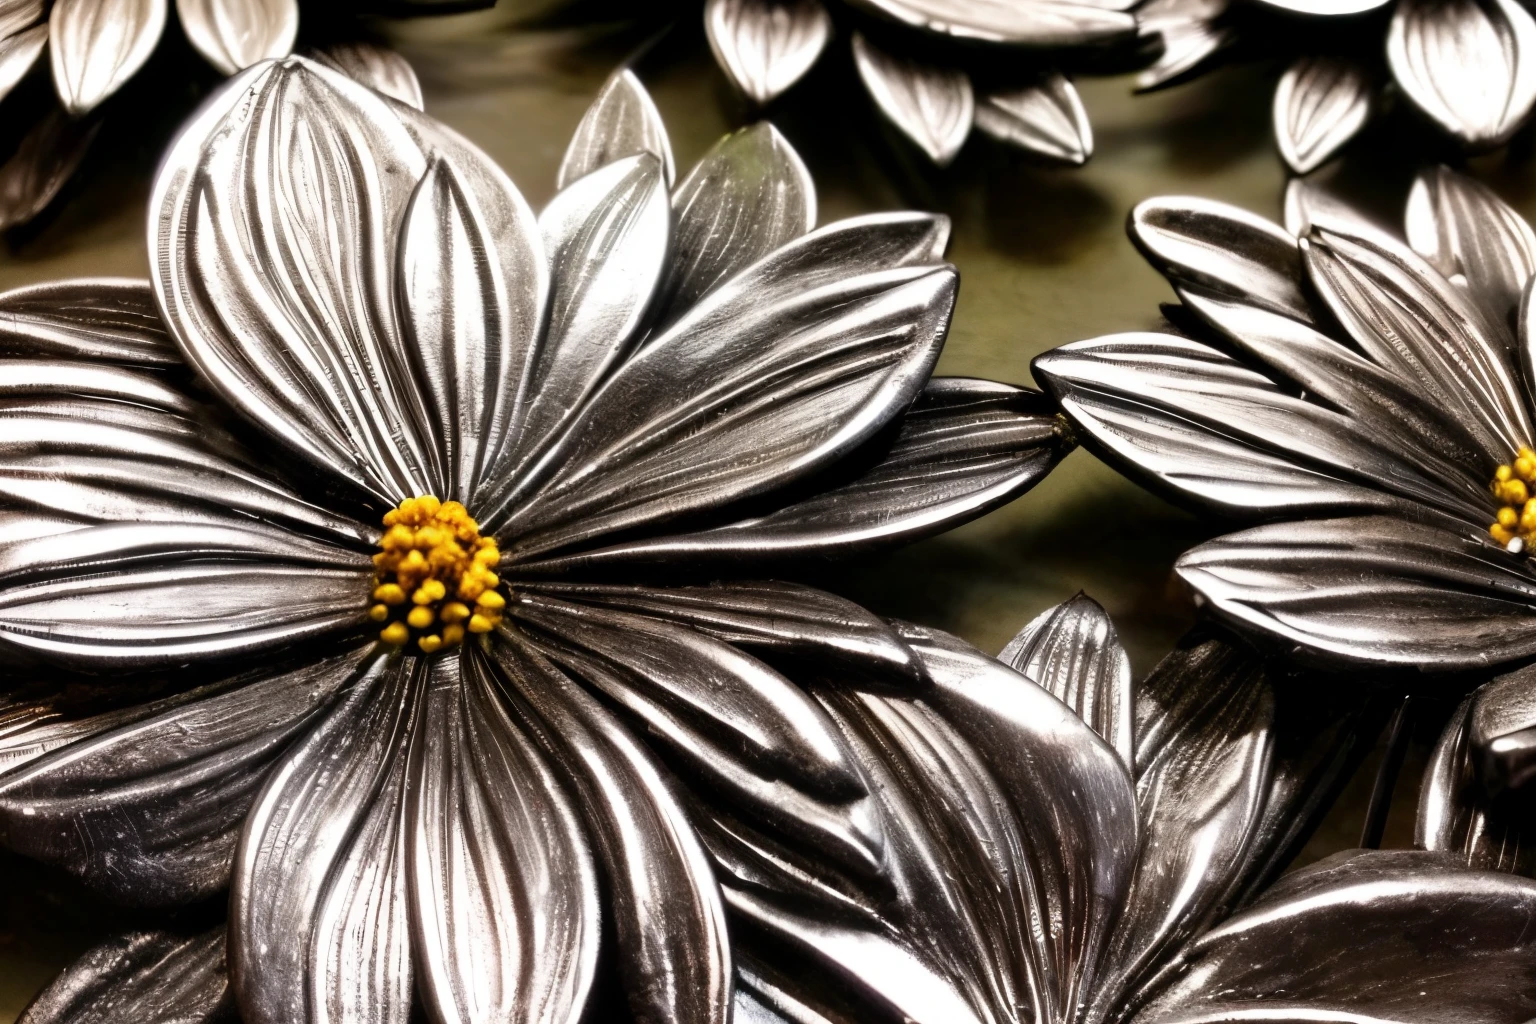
[308,41,423,109]
[18,929,234,1024]
[153,58,443,503]
[663,122,816,318]
[974,75,1093,166]
[493,214,955,557]
[232,651,417,1024]
[851,34,972,167]
[1406,165,1536,326]
[519,580,925,690]
[1418,694,1536,876]
[845,0,1135,45]
[0,2,43,41]
[557,67,675,191]
[1034,333,1488,526]
[0,23,47,108]
[0,104,101,231]
[520,378,1065,570]
[1000,592,1134,766]
[1388,0,1536,148]
[0,279,179,365]
[490,636,732,1024]
[176,0,297,76]
[1273,55,1374,174]
[1177,515,1536,670]
[0,644,366,907]
[406,652,599,1024]
[1134,850,1536,1022]
[704,0,831,104]
[49,0,166,115]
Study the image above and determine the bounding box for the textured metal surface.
[0,54,1066,1024]
[700,0,1130,164]
[1140,0,1536,168]
[1037,164,1536,671]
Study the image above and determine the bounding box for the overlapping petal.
[18,929,234,1024]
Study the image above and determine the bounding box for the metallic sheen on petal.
[308,40,424,109]
[1406,164,1536,324]
[974,74,1093,166]
[49,0,166,114]
[846,0,1135,45]
[0,106,100,231]
[18,929,234,1024]
[0,22,47,107]
[1273,54,1374,174]
[851,33,973,166]
[176,0,297,76]
[1419,694,1536,876]
[557,67,675,191]
[704,0,831,104]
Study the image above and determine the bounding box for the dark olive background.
[0,6,1519,1016]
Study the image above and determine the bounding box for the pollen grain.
[371,495,504,652]
[1490,448,1536,553]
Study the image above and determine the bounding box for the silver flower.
[0,0,448,228]
[0,56,1067,1024]
[26,595,1536,1024]
[1035,165,1536,673]
[702,0,1140,166]
[1138,0,1536,172]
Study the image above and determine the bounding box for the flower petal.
[494,215,955,557]
[1096,636,1273,1016]
[1177,515,1536,670]
[557,67,675,191]
[527,377,1064,569]
[1129,196,1313,323]
[1388,0,1536,148]
[0,278,178,365]
[0,644,366,907]
[153,58,445,503]
[999,592,1133,765]
[1034,333,1485,525]
[1468,665,1536,795]
[176,0,296,76]
[1405,164,1536,325]
[519,579,925,690]
[18,929,233,1024]
[846,0,1135,45]
[1134,4,1233,92]
[232,651,416,1024]
[0,104,101,231]
[493,154,669,484]
[0,23,47,108]
[1418,694,1536,876]
[726,624,1138,1024]
[490,636,732,1024]
[1273,55,1374,174]
[307,41,423,109]
[663,122,817,317]
[406,652,600,1024]
[974,74,1093,166]
[0,2,43,40]
[49,0,166,114]
[704,0,831,104]
[1134,850,1536,1022]
[851,33,972,167]
[510,593,885,878]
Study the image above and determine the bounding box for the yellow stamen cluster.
[1489,448,1536,553]
[371,495,504,652]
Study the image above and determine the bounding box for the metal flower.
[702,0,1141,166]
[0,0,455,228]
[1034,165,1536,673]
[0,57,1067,1024]
[24,595,1536,1024]
[1137,0,1536,173]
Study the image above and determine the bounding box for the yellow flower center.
[1489,447,1536,553]
[370,495,504,653]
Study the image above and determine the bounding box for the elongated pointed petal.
[0,23,46,107]
[1418,694,1536,876]
[1135,850,1536,1021]
[0,1,43,40]
[491,637,732,1024]
[1000,592,1133,765]
[558,67,674,190]
[664,122,816,317]
[19,929,234,1024]
[974,74,1093,166]
[49,0,166,114]
[520,580,925,690]
[1406,164,1536,325]
[1177,515,1536,670]
[1273,55,1374,174]
[406,653,600,1024]
[1388,0,1536,148]
[852,33,972,166]
[232,652,417,1024]
[176,0,296,76]
[0,278,178,364]
[520,378,1066,570]
[705,0,830,104]
[0,645,366,907]
[0,105,100,231]
[308,41,423,109]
